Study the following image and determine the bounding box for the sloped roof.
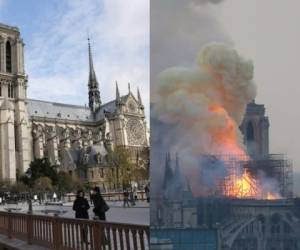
[27,93,133,123]
[27,93,136,122]
[27,99,94,122]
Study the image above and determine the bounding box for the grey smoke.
[195,0,224,4]
[199,156,227,189]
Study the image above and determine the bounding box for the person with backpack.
[92,186,109,220]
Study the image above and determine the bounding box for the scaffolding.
[201,154,293,199]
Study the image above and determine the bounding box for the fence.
[0,211,149,250]
[64,191,148,203]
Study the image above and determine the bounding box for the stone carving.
[95,153,102,164]
[32,124,44,139]
[83,152,89,165]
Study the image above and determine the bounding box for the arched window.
[6,41,12,73]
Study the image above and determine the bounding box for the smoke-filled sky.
[151,0,300,195]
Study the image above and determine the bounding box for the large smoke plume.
[152,43,262,196]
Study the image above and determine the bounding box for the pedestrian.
[123,189,130,208]
[72,190,90,243]
[133,187,138,201]
[92,187,109,221]
[130,190,135,206]
[92,187,109,245]
[145,184,150,203]
[89,189,94,205]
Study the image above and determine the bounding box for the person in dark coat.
[73,190,90,219]
[92,187,108,221]
[145,184,150,203]
[72,190,90,243]
[123,189,130,207]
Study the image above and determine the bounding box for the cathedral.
[0,23,149,190]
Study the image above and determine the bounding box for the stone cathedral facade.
[0,23,149,189]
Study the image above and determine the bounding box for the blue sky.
[0,0,149,116]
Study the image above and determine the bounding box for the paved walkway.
[0,201,149,249]
[0,201,150,225]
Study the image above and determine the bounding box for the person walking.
[89,189,94,205]
[123,189,130,208]
[129,190,135,206]
[72,190,90,243]
[92,187,109,220]
[145,184,150,203]
[92,187,109,245]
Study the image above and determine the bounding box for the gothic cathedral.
[0,23,149,189]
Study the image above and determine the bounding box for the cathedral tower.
[0,23,31,181]
[87,38,101,112]
[240,100,269,159]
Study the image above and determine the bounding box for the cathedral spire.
[128,82,131,93]
[116,81,121,104]
[88,37,101,112]
[163,152,173,190]
[137,87,144,109]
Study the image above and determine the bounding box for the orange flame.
[229,170,258,198]
[209,104,245,156]
[208,104,279,200]
[266,192,281,200]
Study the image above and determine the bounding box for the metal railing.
[0,211,149,250]
[64,191,148,203]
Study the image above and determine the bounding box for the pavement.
[0,200,150,225]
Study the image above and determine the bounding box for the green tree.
[107,147,135,189]
[57,172,83,192]
[20,158,58,188]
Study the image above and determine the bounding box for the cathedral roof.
[27,95,129,123]
[27,99,94,122]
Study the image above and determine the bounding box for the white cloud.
[26,0,149,118]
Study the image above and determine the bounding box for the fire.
[266,192,281,200]
[209,104,245,156]
[267,192,276,200]
[231,170,258,198]
[208,104,279,200]
[209,104,259,198]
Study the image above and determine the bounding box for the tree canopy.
[21,158,58,187]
